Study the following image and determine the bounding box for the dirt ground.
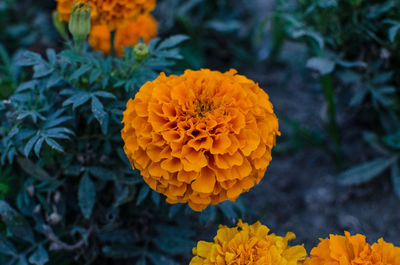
[244,46,400,252]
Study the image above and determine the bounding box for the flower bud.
[68,2,91,41]
[133,43,149,61]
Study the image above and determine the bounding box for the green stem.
[312,42,343,163]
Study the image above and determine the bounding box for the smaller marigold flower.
[88,25,111,54]
[56,0,156,31]
[114,14,157,56]
[190,220,307,265]
[88,14,157,56]
[306,232,400,265]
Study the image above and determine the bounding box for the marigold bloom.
[88,14,157,56]
[56,0,156,30]
[121,69,280,211]
[88,25,111,54]
[190,220,307,265]
[114,14,157,56]
[306,232,400,265]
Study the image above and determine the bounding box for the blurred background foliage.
[1,0,400,264]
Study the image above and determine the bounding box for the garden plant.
[0,0,400,264]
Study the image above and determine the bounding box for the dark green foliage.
[273,0,400,189]
[0,32,245,263]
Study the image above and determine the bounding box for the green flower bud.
[133,43,149,61]
[52,11,68,40]
[68,2,91,41]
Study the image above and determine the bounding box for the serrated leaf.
[70,64,91,80]
[92,91,116,99]
[24,134,40,157]
[91,96,106,124]
[78,174,96,219]
[306,57,335,75]
[33,63,54,78]
[0,201,35,243]
[34,137,45,157]
[157,35,189,50]
[338,157,398,185]
[17,80,38,92]
[28,245,49,265]
[136,185,150,205]
[44,137,64,152]
[199,205,216,224]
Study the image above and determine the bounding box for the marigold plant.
[88,14,157,55]
[306,232,400,265]
[56,0,156,30]
[121,69,280,211]
[190,220,307,265]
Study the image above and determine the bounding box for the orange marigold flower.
[88,14,157,56]
[190,220,307,265]
[306,232,400,265]
[88,25,111,54]
[121,69,280,211]
[114,14,157,56]
[55,0,156,30]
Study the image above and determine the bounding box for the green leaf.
[151,191,160,206]
[0,235,17,256]
[0,201,35,243]
[306,57,335,75]
[78,174,96,219]
[338,157,398,185]
[44,137,64,152]
[17,157,52,181]
[91,96,107,126]
[157,35,189,50]
[28,245,49,265]
[391,164,400,199]
[102,246,142,258]
[153,237,194,255]
[389,24,400,42]
[218,201,238,221]
[24,134,40,157]
[136,185,150,205]
[17,256,28,265]
[70,64,92,80]
[87,167,115,180]
[33,63,54,78]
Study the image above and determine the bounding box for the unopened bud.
[133,43,149,61]
[68,2,91,41]
[52,11,68,39]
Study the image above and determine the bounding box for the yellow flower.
[56,0,156,31]
[88,25,111,54]
[114,14,157,56]
[190,220,307,265]
[88,14,157,56]
[306,232,400,265]
[121,69,280,211]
